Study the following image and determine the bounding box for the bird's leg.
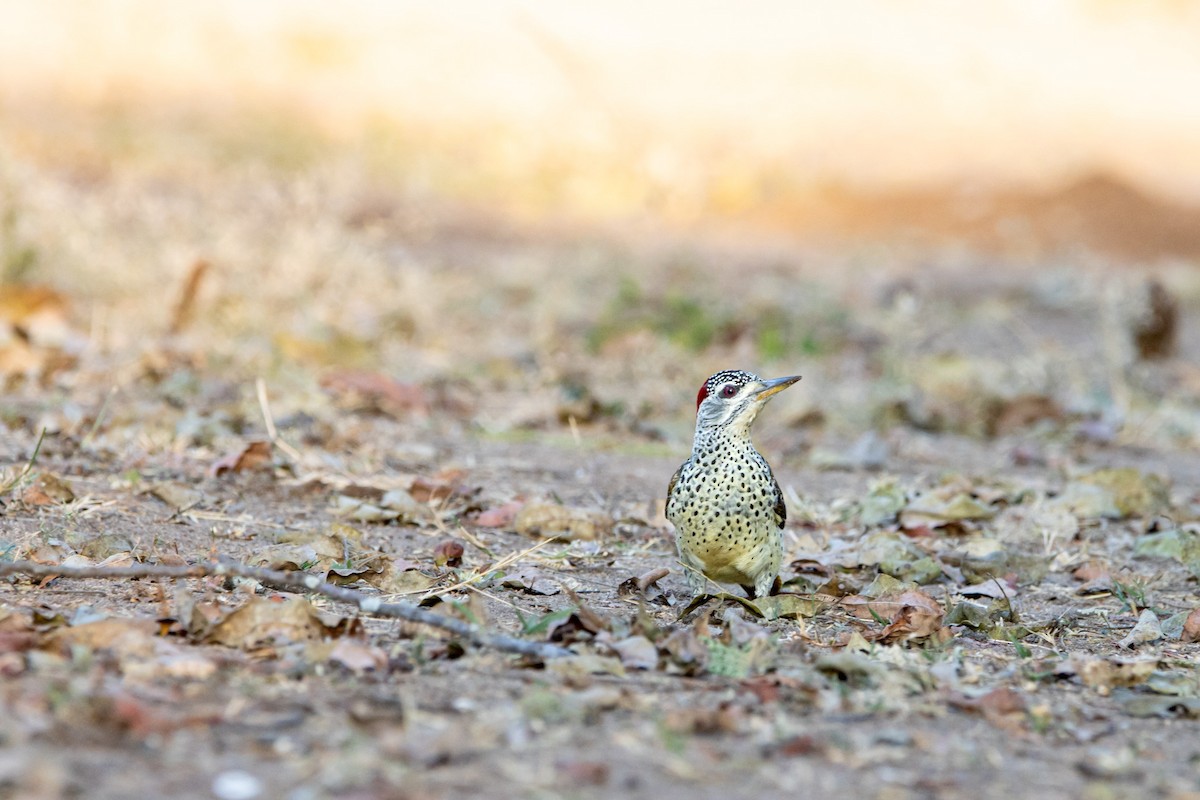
[676,554,710,598]
[684,567,708,598]
[751,572,781,601]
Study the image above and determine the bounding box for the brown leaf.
[556,761,610,787]
[149,481,204,514]
[375,564,436,594]
[989,394,1062,437]
[0,285,68,326]
[209,440,273,478]
[617,567,672,604]
[547,612,601,644]
[0,285,74,380]
[514,502,612,541]
[866,589,946,644]
[474,500,525,528]
[324,639,389,673]
[1075,467,1171,518]
[976,686,1027,715]
[1073,561,1114,595]
[605,635,659,670]
[736,593,824,621]
[20,473,74,506]
[949,686,1028,732]
[205,595,352,649]
[333,488,425,523]
[1074,655,1157,693]
[774,734,825,757]
[410,470,470,503]
[1073,561,1110,583]
[320,369,429,417]
[48,617,158,658]
[1182,609,1200,644]
[901,492,997,529]
[662,703,742,735]
[433,539,464,568]
[79,533,135,560]
[0,609,38,662]
[109,691,212,737]
[561,587,611,635]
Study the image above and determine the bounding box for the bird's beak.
[752,374,802,400]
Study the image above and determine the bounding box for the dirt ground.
[4,110,1200,800]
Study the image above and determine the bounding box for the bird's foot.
[747,574,781,601]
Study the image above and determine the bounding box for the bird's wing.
[771,473,787,529]
[666,463,682,504]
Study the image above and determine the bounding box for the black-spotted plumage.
[666,369,800,599]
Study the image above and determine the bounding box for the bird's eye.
[719,384,739,399]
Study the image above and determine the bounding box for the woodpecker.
[666,369,800,599]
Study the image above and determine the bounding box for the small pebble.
[212,770,263,800]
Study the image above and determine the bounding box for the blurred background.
[2,0,1200,457]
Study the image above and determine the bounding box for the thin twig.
[0,558,570,660]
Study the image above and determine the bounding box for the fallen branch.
[0,558,570,660]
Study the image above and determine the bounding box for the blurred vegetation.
[0,200,39,286]
[587,276,733,354]
[587,274,852,360]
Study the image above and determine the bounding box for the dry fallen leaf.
[1117,609,1163,649]
[901,491,997,529]
[737,593,824,621]
[1182,609,1200,644]
[80,533,135,561]
[376,563,437,595]
[20,472,74,506]
[312,638,389,674]
[320,369,429,417]
[1074,655,1158,693]
[149,482,204,514]
[949,686,1028,732]
[474,500,526,528]
[333,488,425,523]
[501,565,560,595]
[48,617,159,659]
[854,588,946,644]
[959,577,1017,600]
[514,503,612,541]
[556,760,610,787]
[1074,468,1171,518]
[205,594,354,649]
[410,470,470,503]
[209,440,273,478]
[604,635,659,670]
[433,539,464,568]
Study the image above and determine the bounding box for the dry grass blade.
[419,536,559,601]
[256,377,304,463]
[0,427,47,496]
